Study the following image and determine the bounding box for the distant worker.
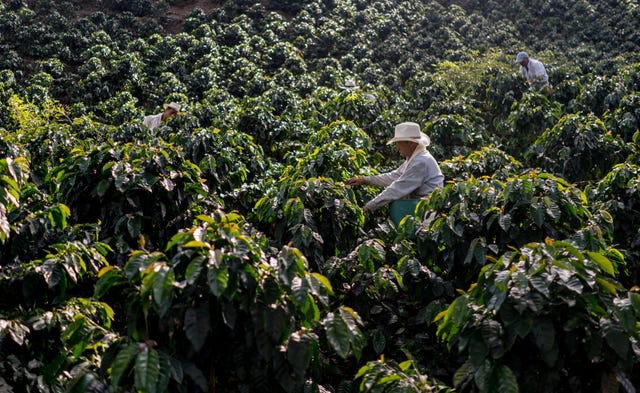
[340,78,376,100]
[515,51,551,94]
[339,78,359,90]
[143,102,180,130]
[346,122,443,225]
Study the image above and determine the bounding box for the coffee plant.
[436,239,637,393]
[1,0,640,391]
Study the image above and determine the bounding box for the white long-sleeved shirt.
[142,113,163,129]
[363,147,444,211]
[519,58,549,86]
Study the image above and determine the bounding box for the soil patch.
[163,0,222,34]
[63,0,222,34]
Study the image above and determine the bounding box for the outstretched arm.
[345,177,367,186]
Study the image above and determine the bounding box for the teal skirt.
[389,199,419,227]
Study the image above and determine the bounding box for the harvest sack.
[389,199,419,227]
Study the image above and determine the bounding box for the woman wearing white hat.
[142,102,181,130]
[346,122,443,223]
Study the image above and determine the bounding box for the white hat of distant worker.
[387,122,431,146]
[515,51,528,63]
[163,102,181,112]
[340,79,359,89]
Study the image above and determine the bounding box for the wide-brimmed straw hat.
[386,122,431,146]
[163,102,181,112]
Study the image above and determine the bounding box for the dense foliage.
[1,0,640,392]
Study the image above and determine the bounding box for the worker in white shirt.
[142,102,180,130]
[346,122,443,224]
[515,51,551,95]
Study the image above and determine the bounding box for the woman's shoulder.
[413,150,437,162]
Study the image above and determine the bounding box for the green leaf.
[372,329,386,354]
[492,364,519,393]
[529,275,550,298]
[42,354,66,381]
[127,215,142,239]
[543,196,560,220]
[287,331,313,376]
[63,317,90,356]
[183,362,208,392]
[614,298,636,333]
[486,286,507,312]
[94,267,127,298]
[110,342,137,387]
[222,301,237,328]
[498,213,511,231]
[586,251,614,276]
[564,276,584,294]
[184,304,211,352]
[596,277,618,295]
[291,276,309,305]
[468,337,489,367]
[323,312,351,359]
[630,292,640,314]
[355,364,371,380]
[310,272,334,295]
[67,372,106,393]
[436,296,470,341]
[156,350,172,392]
[265,304,289,342]
[165,231,194,252]
[124,251,149,281]
[135,346,160,393]
[0,205,10,243]
[48,204,70,229]
[95,178,111,197]
[482,320,505,358]
[183,240,210,248]
[152,264,174,317]
[453,359,474,388]
[602,319,629,359]
[473,361,491,392]
[169,356,184,384]
[308,272,331,307]
[40,262,64,288]
[207,265,229,297]
[398,360,413,372]
[184,256,205,285]
[532,318,555,353]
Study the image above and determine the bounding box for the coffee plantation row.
[1,0,639,392]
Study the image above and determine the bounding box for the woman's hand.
[345,177,366,186]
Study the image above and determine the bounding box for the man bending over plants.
[142,102,181,130]
[346,122,443,225]
[515,51,552,96]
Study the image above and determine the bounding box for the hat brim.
[387,135,431,146]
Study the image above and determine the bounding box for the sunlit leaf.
[586,251,615,276]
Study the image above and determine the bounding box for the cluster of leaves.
[436,239,638,393]
[414,170,613,288]
[91,212,364,392]
[1,0,640,392]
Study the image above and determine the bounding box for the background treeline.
[1,0,640,392]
